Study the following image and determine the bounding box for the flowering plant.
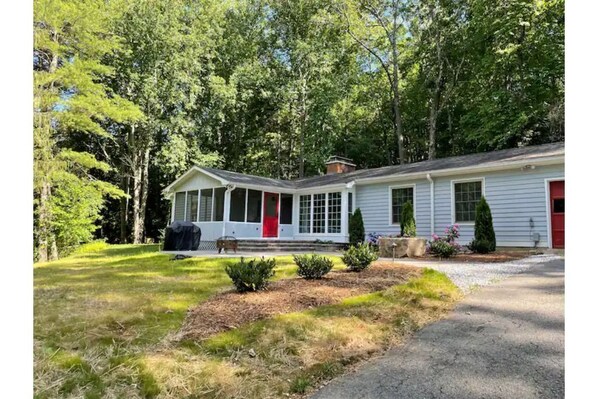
[366,232,382,247]
[427,224,461,258]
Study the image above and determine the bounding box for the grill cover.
[163,221,201,251]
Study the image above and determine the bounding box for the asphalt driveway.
[311,257,564,399]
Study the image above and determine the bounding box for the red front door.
[550,180,565,249]
[263,192,279,238]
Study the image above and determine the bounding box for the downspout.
[426,173,435,238]
[223,184,236,237]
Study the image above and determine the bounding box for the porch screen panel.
[299,195,311,233]
[213,187,225,222]
[327,192,341,233]
[230,188,246,222]
[199,189,213,222]
[247,189,262,223]
[313,193,326,233]
[280,194,293,224]
[174,192,186,221]
[186,190,199,222]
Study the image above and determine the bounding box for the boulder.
[378,237,427,258]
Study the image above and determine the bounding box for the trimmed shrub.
[400,201,416,237]
[469,239,492,254]
[293,254,334,279]
[349,208,365,245]
[342,243,378,272]
[428,240,458,259]
[225,257,276,292]
[473,196,496,252]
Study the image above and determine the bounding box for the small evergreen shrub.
[349,208,365,245]
[472,196,496,253]
[342,243,378,272]
[468,239,492,254]
[225,257,276,292]
[293,254,334,279]
[400,201,416,237]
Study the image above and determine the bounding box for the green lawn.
[34,243,459,399]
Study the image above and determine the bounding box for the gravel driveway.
[392,254,563,293]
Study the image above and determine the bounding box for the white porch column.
[223,187,232,237]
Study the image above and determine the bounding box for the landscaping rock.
[378,237,427,258]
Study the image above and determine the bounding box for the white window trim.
[297,190,344,236]
[451,177,486,225]
[388,184,417,227]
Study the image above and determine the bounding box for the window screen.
[186,190,199,222]
[280,194,293,224]
[299,195,311,233]
[327,192,341,233]
[454,181,482,222]
[247,190,262,223]
[174,192,186,221]
[391,187,414,224]
[199,189,213,222]
[230,188,246,222]
[213,187,225,221]
[313,193,326,233]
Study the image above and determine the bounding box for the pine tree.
[349,208,365,245]
[472,196,496,253]
[400,201,416,237]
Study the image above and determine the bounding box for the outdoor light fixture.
[392,242,397,263]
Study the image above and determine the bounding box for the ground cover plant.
[34,244,459,398]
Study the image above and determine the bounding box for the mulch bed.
[177,263,421,341]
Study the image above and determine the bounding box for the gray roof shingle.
[198,142,564,190]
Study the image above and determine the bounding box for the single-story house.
[163,142,565,249]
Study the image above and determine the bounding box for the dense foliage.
[225,257,276,292]
[33,0,564,257]
[470,196,496,253]
[349,208,365,245]
[293,254,334,279]
[342,243,379,271]
[400,201,416,237]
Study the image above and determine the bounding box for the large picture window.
[328,192,342,233]
[312,194,326,233]
[299,195,311,233]
[391,186,414,225]
[454,180,482,222]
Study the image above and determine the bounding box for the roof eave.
[162,166,229,196]
[353,155,564,185]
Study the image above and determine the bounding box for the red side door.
[263,192,279,238]
[550,180,565,249]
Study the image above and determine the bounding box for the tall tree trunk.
[391,19,406,164]
[428,85,440,160]
[119,175,129,243]
[298,75,307,178]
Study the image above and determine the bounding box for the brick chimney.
[326,156,356,174]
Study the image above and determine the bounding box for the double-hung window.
[390,186,414,225]
[453,180,483,223]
